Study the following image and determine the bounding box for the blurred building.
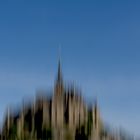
[1,59,102,140]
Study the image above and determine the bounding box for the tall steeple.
[55,47,64,95]
[57,58,63,85]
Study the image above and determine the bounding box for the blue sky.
[0,0,140,137]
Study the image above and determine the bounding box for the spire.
[57,58,63,84]
[56,45,63,84]
[55,46,64,96]
[93,97,100,131]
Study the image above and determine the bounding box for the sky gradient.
[0,0,140,137]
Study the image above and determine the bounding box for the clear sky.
[0,0,140,137]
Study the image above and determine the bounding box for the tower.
[94,99,98,130]
[55,56,64,96]
[91,98,101,140]
[52,56,64,134]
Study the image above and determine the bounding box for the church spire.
[57,57,63,84]
[55,46,63,95]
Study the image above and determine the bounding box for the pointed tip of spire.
[59,44,61,60]
[56,46,63,84]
